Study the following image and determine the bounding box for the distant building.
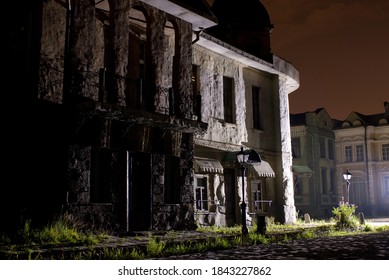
[334,102,389,216]
[290,108,338,219]
[290,103,389,219]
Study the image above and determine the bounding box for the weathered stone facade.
[4,0,217,234]
[5,0,299,234]
[192,0,300,226]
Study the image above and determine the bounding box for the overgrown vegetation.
[332,204,359,230]
[1,211,388,260]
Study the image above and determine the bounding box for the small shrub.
[362,224,374,232]
[332,204,358,230]
[146,238,165,257]
[247,233,269,245]
[297,229,317,239]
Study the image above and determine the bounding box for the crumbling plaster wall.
[193,45,296,224]
[193,45,248,150]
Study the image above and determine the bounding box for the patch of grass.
[196,225,241,235]
[146,238,166,257]
[332,204,359,230]
[1,214,388,260]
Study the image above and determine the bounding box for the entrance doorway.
[128,152,152,231]
[224,168,237,226]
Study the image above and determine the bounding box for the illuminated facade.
[334,103,389,216]
[290,103,389,218]
[193,0,300,226]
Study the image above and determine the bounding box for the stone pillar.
[69,0,96,100]
[67,145,91,204]
[179,132,197,229]
[278,78,296,224]
[108,0,130,106]
[176,22,193,119]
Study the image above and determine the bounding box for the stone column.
[176,22,193,119]
[108,0,130,106]
[69,0,96,100]
[278,78,296,224]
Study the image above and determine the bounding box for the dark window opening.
[320,137,326,158]
[321,168,327,195]
[252,86,261,129]
[164,156,181,204]
[192,64,201,120]
[223,76,234,123]
[292,137,301,158]
[90,148,111,203]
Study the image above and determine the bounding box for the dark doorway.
[129,152,152,231]
[224,168,237,226]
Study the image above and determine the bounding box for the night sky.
[261,0,389,120]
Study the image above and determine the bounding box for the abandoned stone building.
[4,0,299,234]
[192,0,299,227]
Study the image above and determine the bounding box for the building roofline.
[196,32,300,94]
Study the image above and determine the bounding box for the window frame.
[356,144,364,162]
[223,76,235,124]
[194,175,209,211]
[252,86,261,129]
[345,145,353,163]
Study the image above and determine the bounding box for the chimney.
[385,101,389,113]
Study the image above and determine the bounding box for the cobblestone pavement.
[2,221,388,260]
[157,231,389,260]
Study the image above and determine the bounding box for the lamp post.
[343,169,352,204]
[237,146,249,236]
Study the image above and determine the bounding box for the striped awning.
[195,158,224,173]
[252,161,275,177]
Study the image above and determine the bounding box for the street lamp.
[236,147,261,235]
[237,146,249,235]
[343,169,352,204]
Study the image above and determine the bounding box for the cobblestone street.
[158,231,389,260]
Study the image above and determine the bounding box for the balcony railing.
[38,63,203,122]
